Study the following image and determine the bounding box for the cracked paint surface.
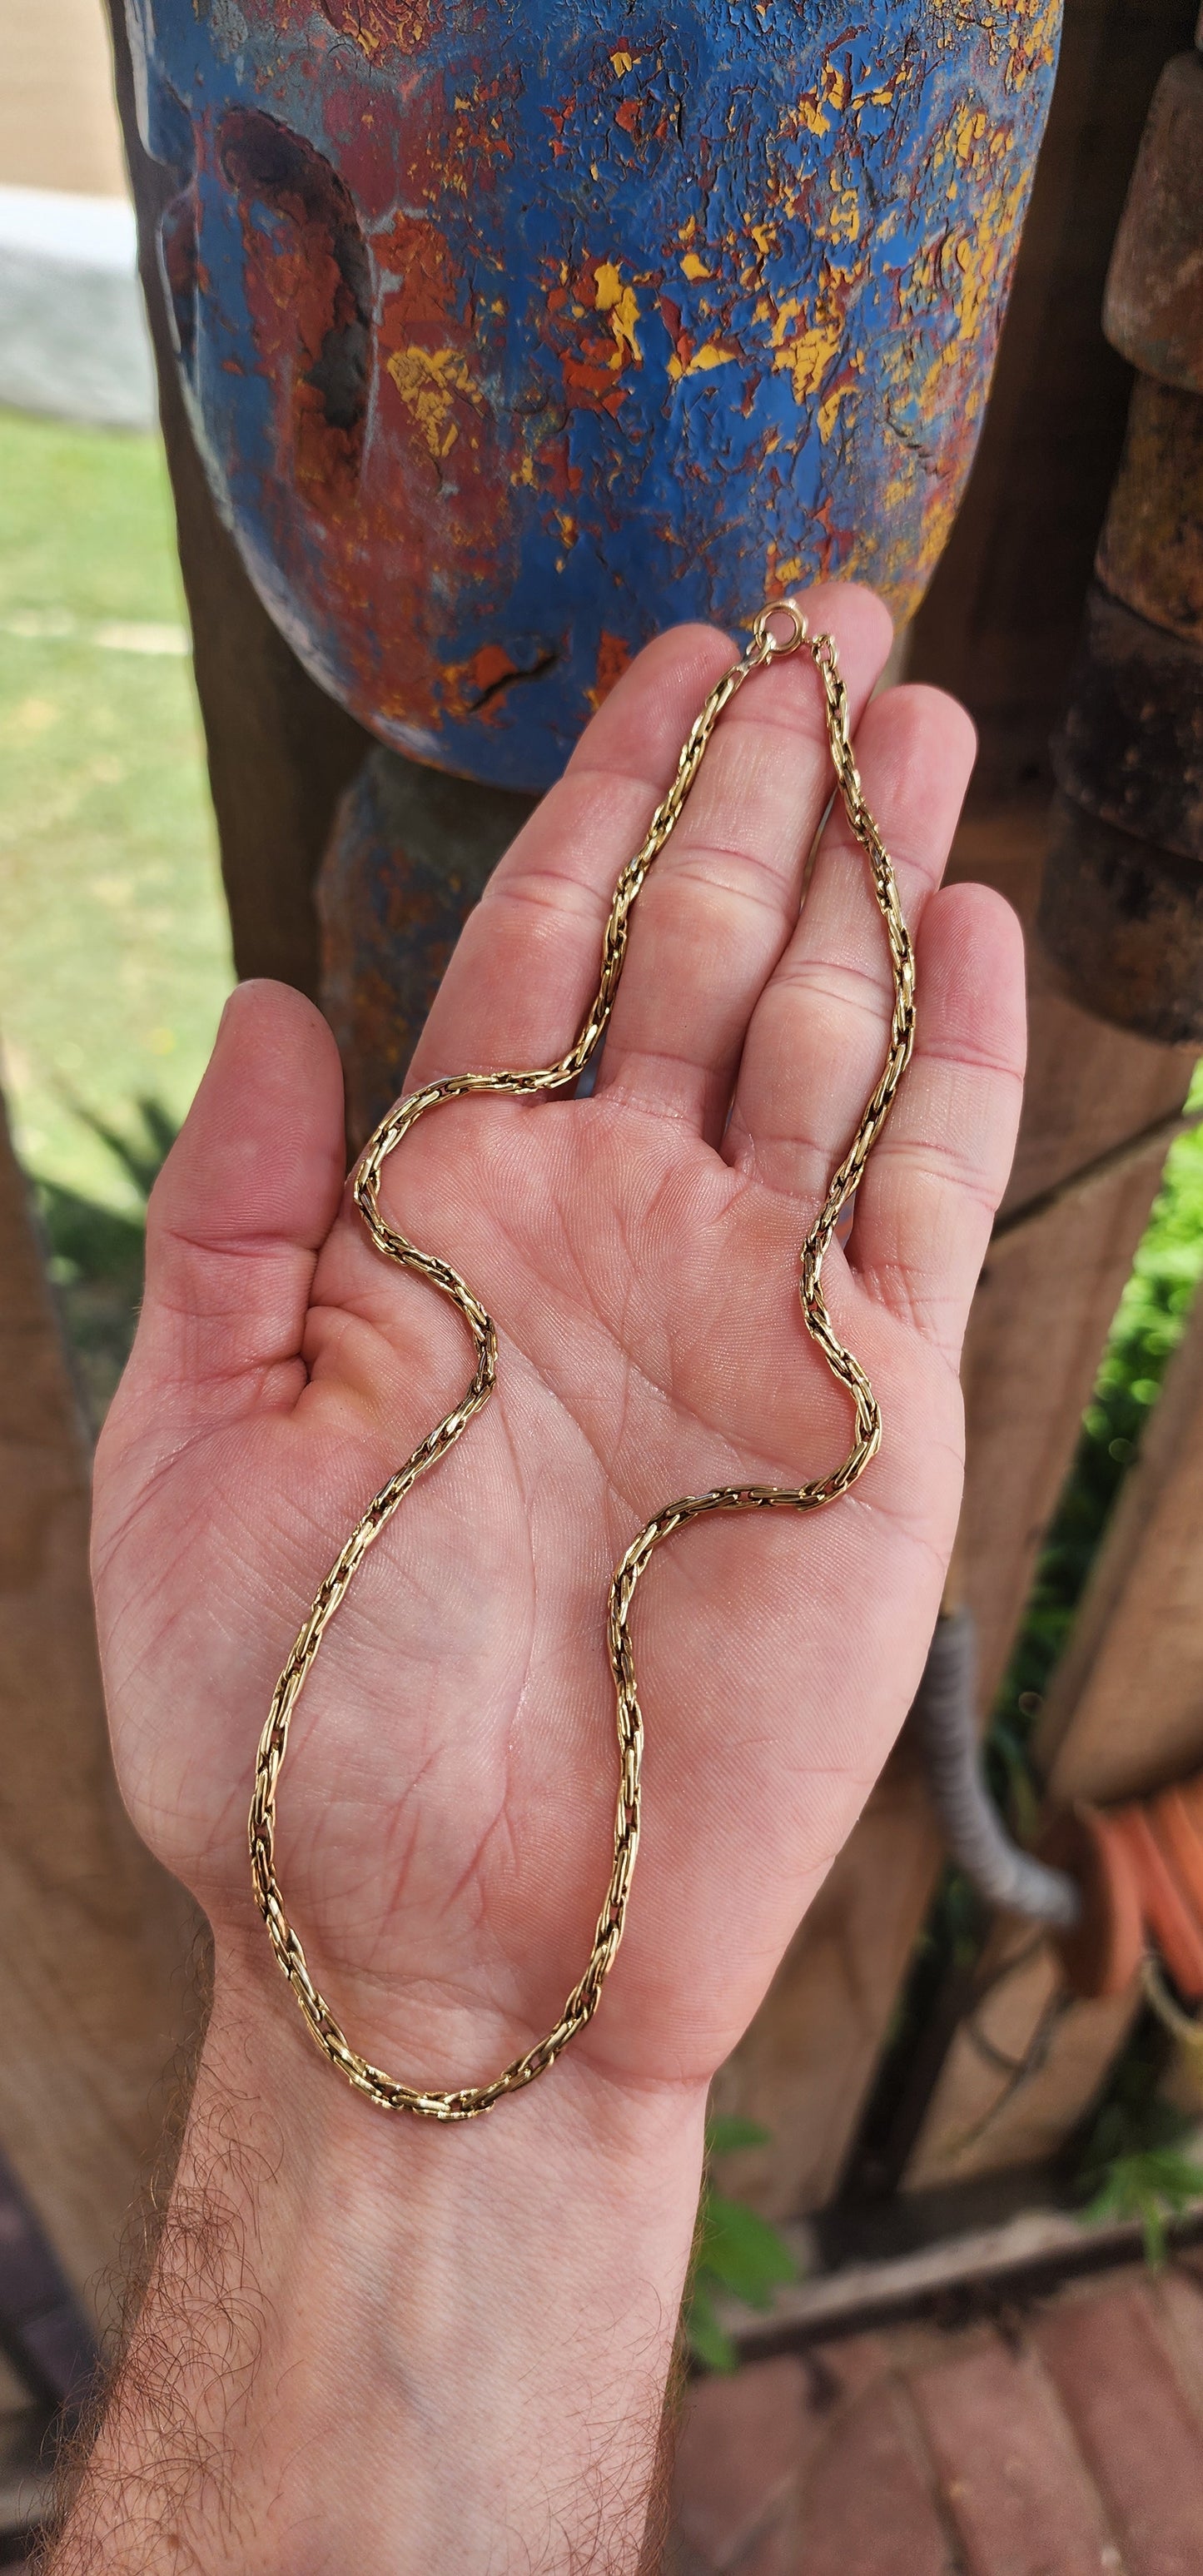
[127,0,1061,790]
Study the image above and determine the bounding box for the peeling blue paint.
[127,1,1061,789]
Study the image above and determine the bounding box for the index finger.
[404,624,734,1088]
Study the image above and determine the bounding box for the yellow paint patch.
[828,182,860,246]
[770,290,843,405]
[681,341,736,377]
[680,251,713,281]
[915,92,1032,384]
[594,263,642,366]
[796,59,848,138]
[336,1,433,54]
[387,346,482,460]
[1004,0,1061,92]
[818,383,852,443]
[956,107,988,165]
[611,294,642,364]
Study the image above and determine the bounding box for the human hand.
[94,584,1023,2118]
[69,586,1023,2573]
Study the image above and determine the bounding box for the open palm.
[92,587,1024,2113]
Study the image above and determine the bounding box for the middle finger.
[593,583,893,1143]
[724,679,977,1198]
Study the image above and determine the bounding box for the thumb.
[113,980,347,1444]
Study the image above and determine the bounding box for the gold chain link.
[249,603,917,2118]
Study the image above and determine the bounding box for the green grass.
[0,407,231,1225]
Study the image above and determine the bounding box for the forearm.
[48,1956,706,2574]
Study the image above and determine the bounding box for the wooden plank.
[903,1921,1136,2191]
[889,1033,1186,2189]
[1039,1279,1203,1808]
[901,1059,1193,2190]
[953,798,1197,1706]
[907,1135,1203,2192]
[718,2205,1203,2363]
[103,0,372,999]
[0,1092,196,2317]
[711,1744,944,2221]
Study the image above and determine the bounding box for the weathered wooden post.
[1041,15,1203,1042]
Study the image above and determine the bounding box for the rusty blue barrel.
[127,0,1061,792]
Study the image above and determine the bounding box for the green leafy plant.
[35,1096,178,1430]
[685,2117,799,2374]
[1080,2143,1203,2270]
[1076,2041,1203,2270]
[63,1092,180,1206]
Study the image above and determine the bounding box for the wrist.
[62,1944,708,2574]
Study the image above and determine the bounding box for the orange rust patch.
[589,630,633,711]
[442,641,519,719]
[469,644,515,692]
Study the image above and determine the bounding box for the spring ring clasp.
[751,599,809,661]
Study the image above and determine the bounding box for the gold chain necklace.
[249,603,917,2118]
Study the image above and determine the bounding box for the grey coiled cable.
[912,1609,1081,1929]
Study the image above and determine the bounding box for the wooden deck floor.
[669,2257,1203,2575]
